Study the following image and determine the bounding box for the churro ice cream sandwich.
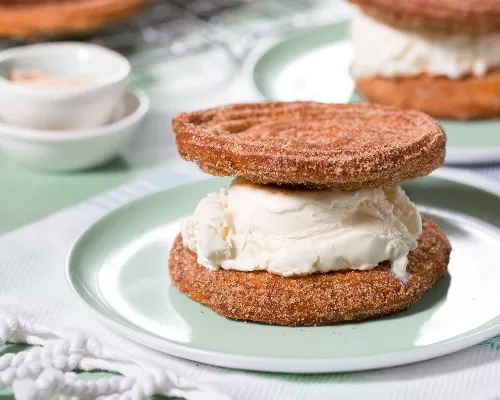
[170,102,451,326]
[349,0,500,119]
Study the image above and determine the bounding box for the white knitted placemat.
[1,163,500,400]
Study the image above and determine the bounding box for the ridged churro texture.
[170,216,451,326]
[0,0,146,38]
[173,102,446,190]
[350,0,500,34]
[357,70,500,119]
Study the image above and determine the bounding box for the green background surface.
[0,155,146,235]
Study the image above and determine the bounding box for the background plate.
[252,22,500,165]
[67,170,500,373]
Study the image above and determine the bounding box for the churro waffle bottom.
[357,70,500,120]
[169,216,451,326]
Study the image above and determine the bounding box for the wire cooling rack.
[0,0,350,66]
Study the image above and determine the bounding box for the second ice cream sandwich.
[349,0,500,119]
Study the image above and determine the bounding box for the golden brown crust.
[173,102,446,190]
[350,0,500,35]
[0,0,146,38]
[169,216,451,326]
[357,70,500,120]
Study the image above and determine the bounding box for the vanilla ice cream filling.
[181,178,422,280]
[351,12,500,80]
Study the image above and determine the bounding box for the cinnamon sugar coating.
[0,0,145,38]
[169,217,451,326]
[350,0,500,34]
[173,102,446,190]
[357,69,500,120]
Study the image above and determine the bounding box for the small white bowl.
[0,42,131,130]
[0,88,149,171]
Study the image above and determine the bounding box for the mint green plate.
[252,22,500,165]
[67,169,500,373]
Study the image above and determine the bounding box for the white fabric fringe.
[0,311,228,400]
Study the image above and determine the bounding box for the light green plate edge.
[252,21,500,159]
[66,169,500,373]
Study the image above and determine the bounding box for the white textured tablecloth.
[1,161,500,400]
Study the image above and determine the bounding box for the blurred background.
[3,0,499,233]
[0,0,352,111]
[0,0,355,233]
